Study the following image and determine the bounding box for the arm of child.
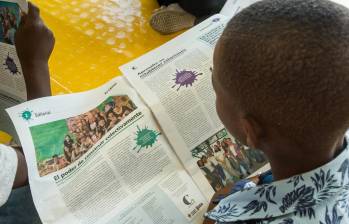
[11,146,28,188]
[8,2,55,188]
[15,2,55,100]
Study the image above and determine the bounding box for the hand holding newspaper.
[7,14,269,224]
[0,0,27,142]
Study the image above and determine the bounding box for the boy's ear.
[241,116,262,149]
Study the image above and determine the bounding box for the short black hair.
[218,0,349,145]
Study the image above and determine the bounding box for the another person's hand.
[15,2,54,100]
[16,2,54,68]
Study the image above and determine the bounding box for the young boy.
[0,2,54,222]
[205,0,349,223]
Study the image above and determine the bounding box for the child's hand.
[15,2,55,68]
[15,2,54,100]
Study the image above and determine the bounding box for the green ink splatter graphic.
[133,126,161,153]
[21,110,33,121]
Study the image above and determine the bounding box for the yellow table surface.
[0,0,180,144]
[31,0,178,94]
[0,132,12,144]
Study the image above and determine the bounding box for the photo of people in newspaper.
[30,95,137,177]
[191,129,267,191]
[0,2,20,45]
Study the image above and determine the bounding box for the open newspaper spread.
[6,14,270,224]
[0,0,27,141]
[120,14,269,200]
[7,77,207,224]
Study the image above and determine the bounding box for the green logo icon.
[133,126,161,153]
[21,110,33,121]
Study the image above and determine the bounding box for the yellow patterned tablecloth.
[32,0,177,94]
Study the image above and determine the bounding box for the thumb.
[27,2,40,21]
[18,13,27,27]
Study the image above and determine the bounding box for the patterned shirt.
[0,144,17,207]
[207,132,349,224]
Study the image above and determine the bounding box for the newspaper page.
[331,0,349,8]
[120,15,269,200]
[7,76,207,224]
[0,0,28,141]
[220,0,349,19]
[220,0,262,18]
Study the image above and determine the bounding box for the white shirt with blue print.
[0,144,17,207]
[206,132,349,224]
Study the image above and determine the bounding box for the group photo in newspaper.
[33,95,137,177]
[0,0,271,223]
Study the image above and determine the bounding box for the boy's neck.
[265,135,346,181]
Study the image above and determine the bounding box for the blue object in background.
[259,170,273,184]
[213,179,255,204]
[212,170,274,204]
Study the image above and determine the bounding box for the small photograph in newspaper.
[0,0,24,90]
[30,95,137,177]
[191,128,268,192]
[0,1,20,45]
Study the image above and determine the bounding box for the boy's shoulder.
[206,134,349,223]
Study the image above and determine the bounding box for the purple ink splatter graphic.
[4,53,20,75]
[172,69,202,91]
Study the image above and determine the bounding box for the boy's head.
[214,0,349,152]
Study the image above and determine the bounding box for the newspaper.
[120,14,269,200]
[0,0,28,141]
[7,77,207,224]
[220,0,349,19]
[331,0,349,8]
[6,14,270,224]
[220,0,262,18]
